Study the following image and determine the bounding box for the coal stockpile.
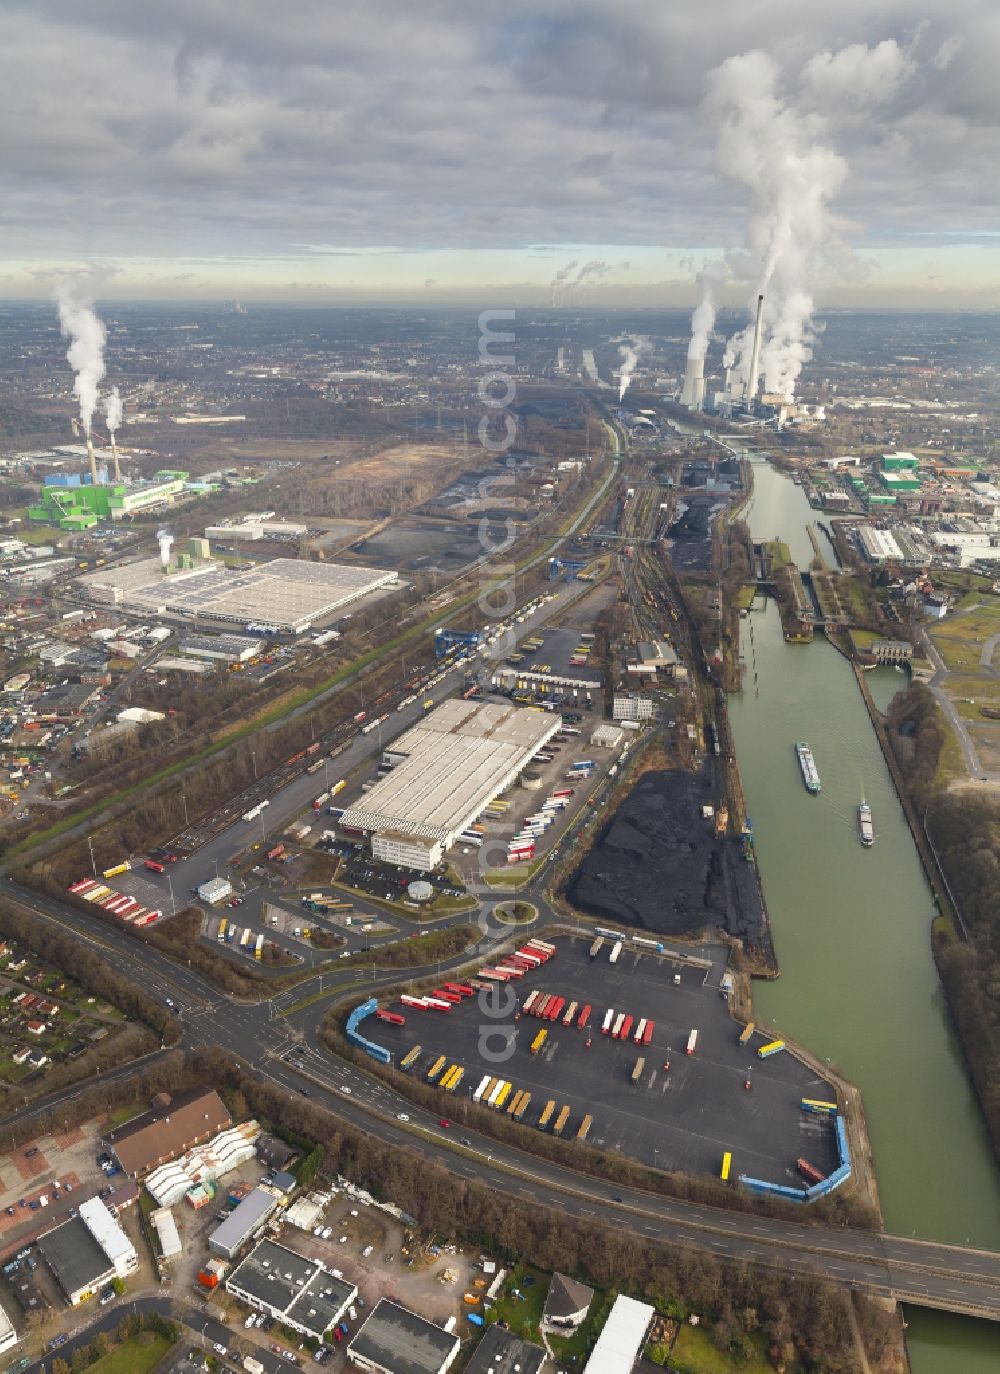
[667,496,726,573]
[568,768,764,942]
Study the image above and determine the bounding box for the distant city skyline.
[1,1,998,307]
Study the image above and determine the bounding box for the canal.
[727,459,1000,1372]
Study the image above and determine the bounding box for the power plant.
[679,354,705,410]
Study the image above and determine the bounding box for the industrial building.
[28,477,188,531]
[145,1120,260,1207]
[463,1324,546,1374]
[150,1208,182,1258]
[347,1299,460,1374]
[581,1294,655,1374]
[178,633,262,664]
[857,527,903,564]
[77,555,397,633]
[0,1303,16,1356]
[208,1186,279,1259]
[37,1200,138,1306]
[206,518,307,541]
[341,700,562,870]
[226,1240,356,1340]
[106,1088,231,1178]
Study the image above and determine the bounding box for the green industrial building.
[880,471,921,494]
[881,452,920,471]
[28,479,187,531]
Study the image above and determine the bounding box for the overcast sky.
[2,0,999,306]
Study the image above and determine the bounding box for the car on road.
[213,1343,228,1357]
[339,1085,352,1094]
[438,1118,450,1128]
[299,1087,310,1097]
[396,1112,409,1122]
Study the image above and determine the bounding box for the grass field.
[488,1265,548,1339]
[86,1331,173,1374]
[929,601,1000,772]
[670,1325,773,1374]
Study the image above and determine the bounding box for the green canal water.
[727,461,1000,1372]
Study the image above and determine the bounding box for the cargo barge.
[795,742,821,794]
[858,799,874,847]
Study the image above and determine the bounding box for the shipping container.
[611,1012,625,1039]
[376,1010,406,1025]
[641,1019,655,1046]
[738,1022,756,1045]
[546,996,565,1022]
[553,1105,571,1136]
[631,1055,645,1083]
[577,1003,592,1030]
[576,1114,593,1143]
[562,1000,579,1026]
[619,1015,634,1042]
[472,1075,492,1103]
[513,1091,531,1120]
[538,1100,556,1130]
[634,1018,647,1044]
[445,1067,465,1093]
[686,1029,698,1055]
[796,1158,825,1185]
[589,936,604,959]
[487,1080,507,1108]
[101,861,130,879]
[522,990,541,1015]
[602,1009,614,1035]
[424,997,453,1013]
[426,1055,447,1082]
[530,1028,547,1055]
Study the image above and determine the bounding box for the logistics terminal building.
[341,699,561,869]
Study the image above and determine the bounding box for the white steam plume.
[687,269,719,362]
[689,41,911,403]
[550,260,578,307]
[618,342,640,401]
[55,282,107,437]
[564,259,611,303]
[104,386,123,440]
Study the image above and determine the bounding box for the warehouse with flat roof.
[77,556,397,633]
[347,1299,460,1374]
[208,1187,278,1259]
[341,700,562,869]
[581,1294,655,1374]
[226,1239,356,1340]
[463,1324,545,1374]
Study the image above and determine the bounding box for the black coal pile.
[568,768,727,936]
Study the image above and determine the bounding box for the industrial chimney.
[85,436,98,487]
[156,529,174,571]
[110,439,122,483]
[746,293,765,410]
[680,356,706,410]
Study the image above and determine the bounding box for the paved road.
[5,877,1000,1323]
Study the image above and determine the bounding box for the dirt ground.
[167,1157,269,1292]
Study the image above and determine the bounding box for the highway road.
[5,876,1000,1323]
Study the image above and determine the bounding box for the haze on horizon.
[2,0,999,310]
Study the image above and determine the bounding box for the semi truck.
[576,1114,593,1142]
[686,1029,698,1055]
[538,1100,556,1130]
[738,1022,755,1045]
[609,940,623,965]
[631,1056,645,1083]
[530,1029,547,1055]
[796,1158,826,1185]
[553,1105,571,1136]
[400,1046,422,1071]
[473,1075,492,1103]
[720,1152,732,1182]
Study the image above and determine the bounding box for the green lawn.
[85,1331,173,1374]
[488,1265,548,1340]
[670,1325,774,1374]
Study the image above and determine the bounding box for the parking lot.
[369,935,839,1188]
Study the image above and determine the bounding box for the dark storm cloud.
[0,0,997,273]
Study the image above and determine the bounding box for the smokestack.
[746,293,764,409]
[110,439,122,483]
[86,436,98,487]
[680,356,706,410]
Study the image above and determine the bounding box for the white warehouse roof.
[342,700,561,844]
[582,1294,655,1374]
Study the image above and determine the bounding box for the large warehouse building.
[581,1295,655,1374]
[347,1299,460,1374]
[77,556,397,633]
[226,1240,356,1340]
[341,700,562,869]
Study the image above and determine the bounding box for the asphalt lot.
[369,935,839,1187]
